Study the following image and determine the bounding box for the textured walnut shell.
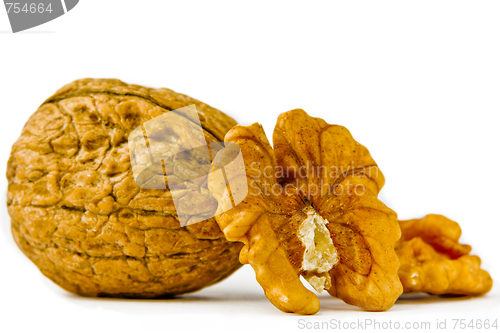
[396,214,493,296]
[6,79,243,297]
[208,109,403,314]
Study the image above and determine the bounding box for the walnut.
[208,109,403,314]
[6,79,243,298]
[396,214,493,296]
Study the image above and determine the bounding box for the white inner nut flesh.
[298,210,338,293]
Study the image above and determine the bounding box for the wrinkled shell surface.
[7,79,243,297]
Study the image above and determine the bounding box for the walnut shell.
[6,79,243,298]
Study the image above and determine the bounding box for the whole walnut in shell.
[6,79,243,297]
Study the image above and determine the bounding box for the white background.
[1,1,499,332]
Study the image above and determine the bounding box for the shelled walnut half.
[396,214,493,296]
[208,109,403,314]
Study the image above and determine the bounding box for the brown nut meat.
[208,109,402,314]
[7,79,243,298]
[396,214,493,296]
